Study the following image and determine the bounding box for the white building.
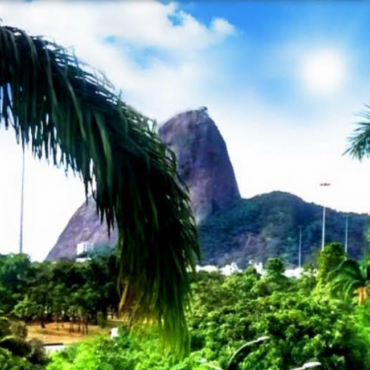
[76,241,95,256]
[284,267,302,279]
[220,262,241,276]
[196,265,219,273]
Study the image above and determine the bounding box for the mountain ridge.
[199,190,370,266]
[46,109,370,264]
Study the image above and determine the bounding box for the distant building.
[75,242,95,262]
[196,261,310,279]
[76,242,95,256]
[249,261,264,275]
[196,262,242,276]
[284,267,302,279]
[220,262,241,276]
[196,265,219,273]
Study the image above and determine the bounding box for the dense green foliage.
[317,242,346,284]
[36,246,370,370]
[188,266,370,370]
[0,253,121,369]
[0,253,120,333]
[199,192,370,266]
[46,328,202,370]
[0,316,47,370]
[0,246,369,369]
[1,247,370,369]
[0,24,199,353]
[330,258,370,305]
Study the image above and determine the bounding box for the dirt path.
[27,320,120,344]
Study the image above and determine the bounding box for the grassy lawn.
[27,320,121,345]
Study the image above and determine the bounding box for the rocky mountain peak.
[46,108,239,260]
[159,108,240,223]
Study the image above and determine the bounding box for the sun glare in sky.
[301,50,346,95]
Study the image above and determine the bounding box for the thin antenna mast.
[19,149,25,254]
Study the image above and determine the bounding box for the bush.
[97,311,107,329]
[10,320,28,340]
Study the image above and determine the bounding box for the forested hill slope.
[199,191,370,267]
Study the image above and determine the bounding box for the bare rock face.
[159,108,240,223]
[46,199,118,260]
[46,108,240,260]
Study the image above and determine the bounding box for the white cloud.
[0,0,236,120]
[211,18,237,38]
[0,0,236,260]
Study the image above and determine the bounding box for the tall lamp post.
[200,336,269,370]
[320,183,331,250]
[344,214,349,254]
[298,226,303,270]
[226,336,269,370]
[19,148,25,254]
[290,362,321,370]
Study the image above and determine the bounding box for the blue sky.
[1,1,370,260]
[184,1,370,110]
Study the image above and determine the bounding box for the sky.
[1,0,370,260]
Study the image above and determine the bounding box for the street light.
[227,336,269,370]
[298,226,303,270]
[320,183,331,250]
[200,336,269,370]
[290,361,321,370]
[344,214,349,254]
[201,363,222,370]
[201,343,320,370]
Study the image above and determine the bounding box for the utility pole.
[320,183,331,251]
[19,148,25,254]
[298,226,303,269]
[344,214,349,254]
[321,206,326,251]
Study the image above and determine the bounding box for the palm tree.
[345,108,370,304]
[347,106,370,159]
[329,259,370,305]
[0,25,199,355]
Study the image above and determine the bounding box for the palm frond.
[0,25,199,356]
[329,259,370,304]
[346,105,370,159]
[329,260,360,283]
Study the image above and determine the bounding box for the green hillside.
[199,191,370,266]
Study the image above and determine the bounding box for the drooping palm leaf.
[0,25,199,355]
[346,105,370,159]
[329,259,370,305]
